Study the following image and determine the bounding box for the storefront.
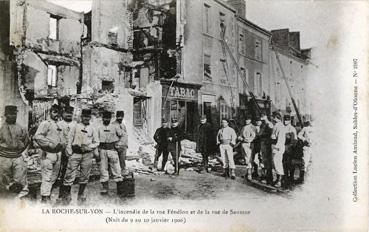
[161,80,201,139]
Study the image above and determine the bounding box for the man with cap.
[97,110,124,195]
[238,115,256,180]
[57,109,99,204]
[34,104,67,203]
[270,111,287,188]
[166,118,184,175]
[259,113,274,184]
[283,114,297,188]
[250,117,262,179]
[153,119,170,171]
[217,119,237,179]
[0,105,29,198]
[196,115,214,173]
[57,106,76,184]
[112,111,129,176]
[296,121,313,183]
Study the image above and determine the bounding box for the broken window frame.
[49,14,60,40]
[203,4,211,35]
[47,64,58,88]
[204,53,212,81]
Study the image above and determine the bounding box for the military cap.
[81,109,91,116]
[162,118,168,123]
[272,111,282,120]
[65,106,74,113]
[171,118,178,123]
[284,115,291,121]
[255,116,262,121]
[200,115,207,120]
[116,111,124,117]
[102,111,112,118]
[245,115,252,120]
[4,105,17,114]
[50,104,60,113]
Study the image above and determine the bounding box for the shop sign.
[168,86,197,100]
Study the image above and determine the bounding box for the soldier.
[167,118,183,175]
[216,119,237,179]
[196,115,214,173]
[270,112,286,188]
[238,115,256,180]
[251,117,262,179]
[112,111,129,176]
[153,119,169,171]
[97,111,124,195]
[0,105,29,198]
[57,109,99,204]
[57,106,76,184]
[296,121,313,183]
[283,115,297,188]
[259,114,274,185]
[34,104,66,203]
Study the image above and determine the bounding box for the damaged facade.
[10,0,85,127]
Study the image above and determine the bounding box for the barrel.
[120,172,135,198]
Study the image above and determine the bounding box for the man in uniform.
[98,111,124,195]
[259,114,274,184]
[153,119,169,171]
[296,121,313,183]
[167,118,183,175]
[34,104,66,203]
[57,106,76,184]
[58,109,99,204]
[0,105,29,198]
[196,115,214,173]
[238,115,256,180]
[283,115,297,188]
[251,117,262,179]
[112,111,129,176]
[217,119,237,179]
[270,112,286,188]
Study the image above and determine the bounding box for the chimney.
[226,0,246,18]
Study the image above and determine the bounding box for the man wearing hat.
[217,119,237,179]
[166,118,184,175]
[97,110,124,195]
[283,114,297,188]
[112,111,129,176]
[0,105,29,198]
[153,119,170,171]
[34,104,67,203]
[259,113,274,185]
[57,106,76,184]
[57,109,99,204]
[270,111,287,188]
[196,115,214,173]
[238,115,256,180]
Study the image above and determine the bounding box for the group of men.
[210,111,312,188]
[0,104,129,204]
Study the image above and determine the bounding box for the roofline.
[213,0,236,13]
[237,16,272,37]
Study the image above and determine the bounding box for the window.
[102,80,114,93]
[255,39,262,60]
[204,54,211,80]
[239,32,245,54]
[133,98,143,127]
[49,15,59,40]
[203,4,210,34]
[47,65,57,87]
[255,72,262,96]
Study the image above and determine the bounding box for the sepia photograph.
[0,0,367,231]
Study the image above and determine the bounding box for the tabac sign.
[162,81,199,101]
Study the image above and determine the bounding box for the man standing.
[259,114,274,185]
[97,111,124,195]
[167,118,183,175]
[58,109,99,204]
[112,111,129,176]
[283,115,297,188]
[217,119,237,179]
[196,115,214,173]
[0,105,29,198]
[238,115,256,180]
[297,121,313,183]
[251,117,262,179]
[153,119,169,171]
[57,106,76,184]
[270,112,286,188]
[34,104,66,203]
